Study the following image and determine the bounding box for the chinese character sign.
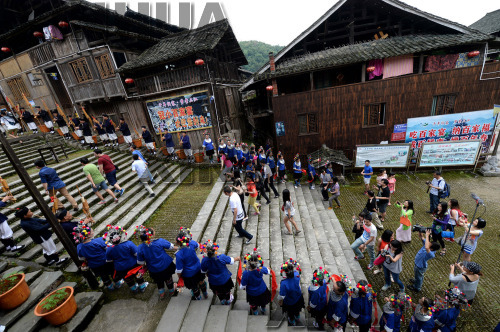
[405,109,497,153]
[355,144,410,168]
[145,91,212,133]
[419,141,481,167]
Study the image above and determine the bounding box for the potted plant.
[0,273,31,310]
[34,286,77,326]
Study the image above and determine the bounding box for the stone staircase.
[155,181,371,331]
[0,135,192,269]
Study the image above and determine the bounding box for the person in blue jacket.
[278,258,304,326]
[35,159,78,211]
[135,226,178,299]
[200,240,239,305]
[117,118,132,147]
[226,140,235,164]
[349,280,374,332]
[163,129,177,160]
[16,207,68,266]
[234,143,244,167]
[74,222,114,290]
[102,114,118,146]
[202,133,215,164]
[180,131,193,163]
[175,227,207,300]
[308,267,329,330]
[94,120,110,147]
[240,250,271,315]
[218,137,227,160]
[408,297,435,332]
[307,157,317,190]
[0,196,24,252]
[142,126,156,155]
[327,275,350,331]
[277,152,286,183]
[433,288,469,332]
[379,293,412,332]
[241,143,250,166]
[293,154,303,188]
[105,226,149,293]
[257,147,266,165]
[266,149,276,176]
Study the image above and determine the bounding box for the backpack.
[438,180,450,199]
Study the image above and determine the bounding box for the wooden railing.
[28,43,56,67]
[68,76,125,103]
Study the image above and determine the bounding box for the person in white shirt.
[427,171,445,213]
[131,154,155,198]
[224,185,253,244]
[350,214,377,268]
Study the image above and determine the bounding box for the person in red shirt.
[245,180,260,215]
[94,149,125,196]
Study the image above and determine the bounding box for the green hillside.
[239,40,283,73]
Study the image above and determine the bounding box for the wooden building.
[0,0,248,149]
[241,0,500,163]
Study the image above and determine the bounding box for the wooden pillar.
[310,72,314,91]
[361,63,366,82]
[418,54,424,74]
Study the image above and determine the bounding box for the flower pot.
[133,138,142,148]
[34,286,77,326]
[71,132,80,141]
[92,135,98,144]
[57,128,63,136]
[39,124,50,133]
[194,152,205,163]
[176,149,187,160]
[0,273,30,310]
[117,135,125,144]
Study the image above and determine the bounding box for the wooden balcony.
[68,76,125,103]
[28,43,56,67]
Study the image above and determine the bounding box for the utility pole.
[0,134,98,289]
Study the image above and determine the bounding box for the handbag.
[373,254,386,266]
[400,215,411,227]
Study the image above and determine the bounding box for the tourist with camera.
[407,229,440,293]
[449,261,482,305]
[381,240,404,292]
[426,171,445,213]
[431,202,449,256]
[365,191,383,230]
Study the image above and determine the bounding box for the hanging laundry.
[368,59,384,80]
[383,55,413,79]
[455,52,481,68]
[425,54,459,72]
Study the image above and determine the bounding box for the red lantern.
[266,85,273,91]
[58,21,69,28]
[33,31,44,38]
[366,66,376,73]
[195,59,205,66]
[124,78,134,84]
[1,47,11,53]
[467,50,480,58]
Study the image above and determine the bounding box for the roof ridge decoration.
[241,0,491,90]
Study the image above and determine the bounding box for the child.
[373,229,394,275]
[408,297,435,332]
[135,226,178,299]
[104,226,148,293]
[293,154,302,188]
[387,173,396,205]
[352,212,366,240]
[74,222,115,290]
[376,169,387,187]
[380,293,412,332]
[282,189,301,235]
[348,280,374,332]
[245,179,260,215]
[308,267,329,330]
[307,157,317,190]
[240,249,271,315]
[0,196,24,252]
[433,288,469,332]
[327,275,350,331]
[278,258,304,326]
[202,133,215,163]
[277,152,286,183]
[16,206,68,266]
[141,126,156,155]
[200,240,239,305]
[175,227,208,300]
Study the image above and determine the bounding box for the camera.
[380,249,390,256]
[425,181,431,185]
[412,224,432,233]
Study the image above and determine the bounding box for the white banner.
[419,140,481,167]
[355,144,410,168]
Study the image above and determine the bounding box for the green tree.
[239,40,283,73]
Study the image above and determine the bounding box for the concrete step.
[0,261,8,273]
[247,315,269,332]
[179,294,214,332]
[0,265,27,278]
[190,178,225,243]
[24,270,43,285]
[155,291,193,332]
[225,310,248,332]
[199,188,229,244]
[0,271,63,328]
[203,305,230,332]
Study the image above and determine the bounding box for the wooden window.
[6,77,30,102]
[94,54,115,79]
[362,103,386,127]
[298,113,318,135]
[69,58,93,83]
[432,94,457,115]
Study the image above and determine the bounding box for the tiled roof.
[118,19,247,72]
[69,20,160,42]
[124,7,186,33]
[254,33,492,80]
[469,9,500,34]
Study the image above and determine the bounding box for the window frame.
[298,112,318,136]
[69,58,93,84]
[431,93,457,116]
[6,76,31,102]
[362,102,386,128]
[94,54,116,79]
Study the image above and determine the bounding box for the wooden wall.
[272,62,500,164]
